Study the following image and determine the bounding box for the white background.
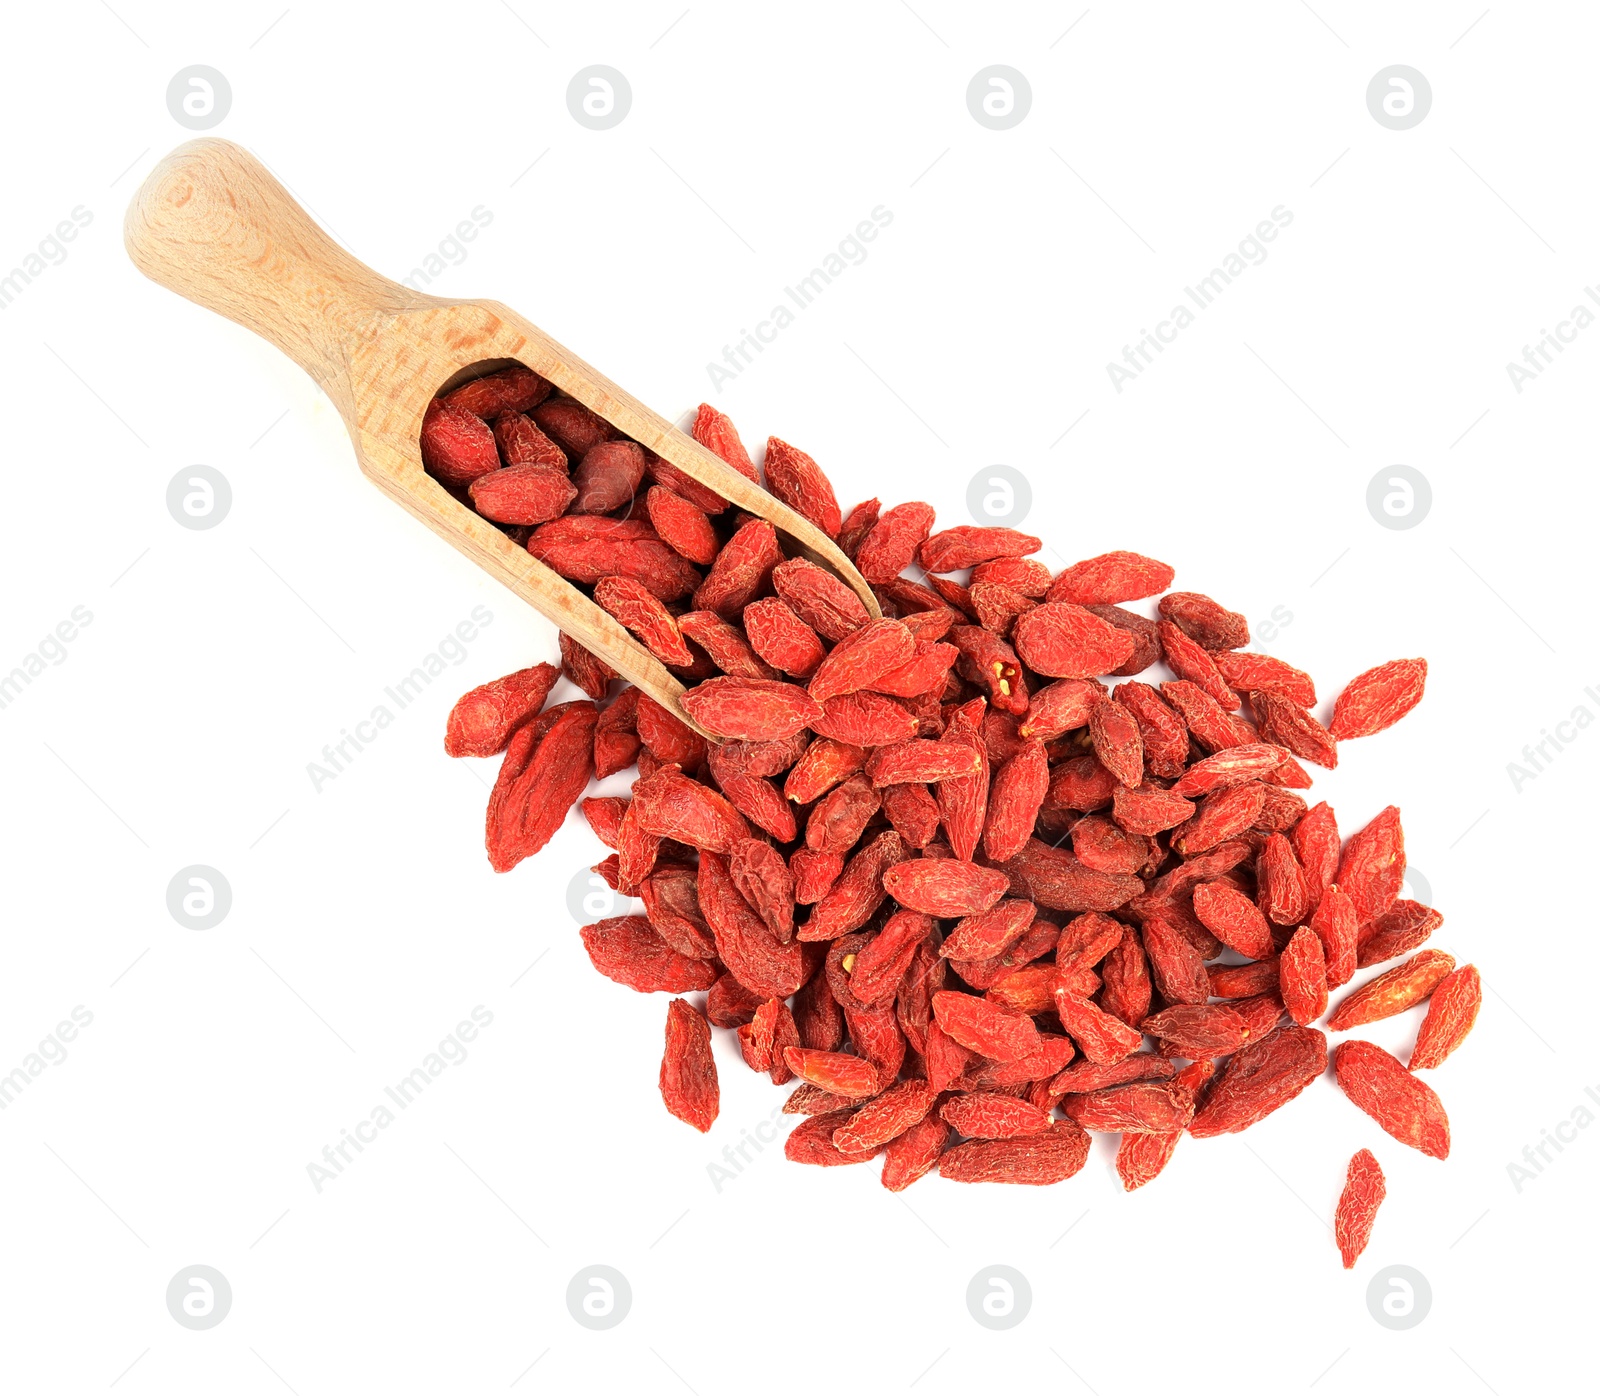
[1,2,1595,1392]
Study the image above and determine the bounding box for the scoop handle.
[124,138,424,392]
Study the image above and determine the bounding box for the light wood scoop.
[124,138,879,739]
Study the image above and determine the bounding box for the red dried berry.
[1278,926,1329,1025]
[444,365,552,419]
[660,998,718,1131]
[581,916,719,994]
[692,402,760,483]
[1329,658,1427,740]
[1047,550,1175,606]
[1408,964,1481,1070]
[1334,1039,1450,1158]
[1013,603,1137,679]
[763,436,842,538]
[920,526,1042,574]
[469,463,577,524]
[421,398,500,487]
[1157,591,1249,650]
[1335,1148,1385,1267]
[680,676,824,741]
[444,663,559,758]
[1188,1026,1327,1137]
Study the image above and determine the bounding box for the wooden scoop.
[123,138,879,739]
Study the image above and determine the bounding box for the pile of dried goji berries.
[426,363,1481,1266]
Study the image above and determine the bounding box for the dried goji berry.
[1291,800,1340,891]
[1335,1148,1385,1267]
[837,497,881,560]
[1408,964,1481,1070]
[1004,839,1143,913]
[581,915,719,994]
[1062,1080,1195,1133]
[469,463,577,524]
[1337,805,1407,924]
[932,990,1042,1062]
[1085,710,1149,805]
[782,1046,879,1098]
[743,597,827,677]
[643,484,719,565]
[981,741,1049,862]
[1212,651,1316,706]
[1327,948,1456,1031]
[883,859,1010,917]
[771,557,870,642]
[1158,620,1239,711]
[968,580,1035,637]
[1188,1025,1327,1137]
[1140,1004,1250,1057]
[562,632,617,701]
[569,440,646,514]
[594,575,693,666]
[808,691,920,747]
[1334,1039,1450,1158]
[942,1091,1052,1138]
[866,737,982,787]
[1048,550,1175,606]
[949,626,1028,714]
[790,847,845,905]
[1191,880,1275,959]
[785,1108,881,1165]
[834,1079,938,1152]
[1013,603,1136,678]
[1356,899,1442,967]
[635,693,706,768]
[421,398,500,486]
[530,516,701,601]
[692,402,760,482]
[763,436,842,538]
[920,526,1042,573]
[493,410,566,469]
[486,702,597,872]
[531,397,617,459]
[444,365,552,420]
[693,517,783,618]
[973,555,1052,597]
[660,998,718,1131]
[1157,591,1249,650]
[880,1112,951,1190]
[867,640,959,699]
[1329,658,1427,740]
[699,852,805,998]
[1113,680,1188,777]
[1115,1060,1215,1190]
[444,663,559,758]
[1160,679,1251,753]
[1251,689,1337,769]
[938,1120,1091,1184]
[630,765,749,853]
[1256,831,1314,926]
[1018,678,1099,741]
[728,837,796,942]
[1170,743,1286,798]
[798,830,904,941]
[1207,958,1280,999]
[805,773,882,855]
[807,618,917,704]
[1279,926,1329,1025]
[680,676,824,741]
[1084,604,1163,676]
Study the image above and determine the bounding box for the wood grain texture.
[124,138,879,739]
